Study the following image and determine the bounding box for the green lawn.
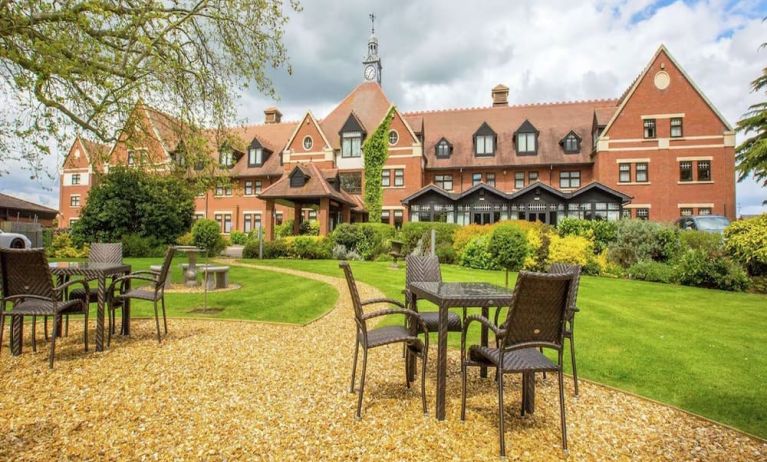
[77,258,338,325]
[250,258,767,439]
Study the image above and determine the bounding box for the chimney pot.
[264,107,282,124]
[491,84,509,107]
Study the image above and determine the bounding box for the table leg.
[436,302,448,421]
[406,296,416,384]
[95,276,106,352]
[121,273,131,336]
[480,306,489,378]
[10,315,22,356]
[523,372,535,414]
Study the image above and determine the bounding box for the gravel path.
[1,263,765,461]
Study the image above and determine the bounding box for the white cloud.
[1,0,765,214]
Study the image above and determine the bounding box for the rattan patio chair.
[340,261,429,419]
[107,246,175,345]
[67,243,123,335]
[404,255,463,333]
[549,263,581,396]
[0,249,90,368]
[461,271,576,457]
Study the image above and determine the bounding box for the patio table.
[10,262,132,355]
[408,281,535,421]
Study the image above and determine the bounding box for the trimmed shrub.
[674,249,750,291]
[488,225,529,285]
[680,230,724,253]
[275,219,294,239]
[229,231,248,245]
[401,222,459,256]
[284,236,332,259]
[242,239,261,259]
[608,220,681,267]
[262,239,289,259]
[627,260,677,284]
[724,215,767,276]
[557,218,617,253]
[122,233,165,258]
[435,244,457,264]
[453,224,493,258]
[299,220,320,236]
[548,234,593,267]
[192,219,226,257]
[460,235,498,270]
[47,232,89,259]
[330,223,394,260]
[176,232,194,246]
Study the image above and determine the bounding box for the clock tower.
[363,13,382,84]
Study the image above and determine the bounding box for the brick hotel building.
[59,32,736,239]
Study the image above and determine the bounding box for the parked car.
[675,215,730,233]
[0,230,33,249]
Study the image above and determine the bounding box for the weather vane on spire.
[369,13,376,34]
[363,13,381,84]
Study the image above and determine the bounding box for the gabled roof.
[507,181,564,200]
[284,111,332,152]
[456,182,508,200]
[474,121,497,136]
[401,184,457,205]
[339,111,367,135]
[320,82,394,150]
[404,98,617,169]
[217,121,298,177]
[568,182,632,203]
[514,119,538,134]
[257,162,357,206]
[63,136,110,170]
[602,45,732,136]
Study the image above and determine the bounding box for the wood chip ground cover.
[1,265,765,461]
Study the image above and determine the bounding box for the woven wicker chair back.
[405,255,442,286]
[0,249,55,299]
[549,263,581,313]
[88,243,123,265]
[156,247,176,286]
[339,261,364,321]
[501,271,575,349]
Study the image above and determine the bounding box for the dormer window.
[342,132,362,158]
[435,138,452,158]
[219,148,235,168]
[473,122,496,156]
[248,147,263,166]
[560,131,581,154]
[514,120,538,155]
[340,113,366,158]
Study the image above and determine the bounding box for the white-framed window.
[243,213,254,233]
[698,207,712,216]
[636,163,649,183]
[516,132,536,154]
[382,169,391,187]
[643,119,656,139]
[670,118,683,138]
[214,213,233,233]
[680,208,693,217]
[219,149,234,168]
[393,209,403,229]
[244,180,254,196]
[215,182,233,196]
[559,171,581,189]
[70,195,81,207]
[388,130,399,146]
[248,147,263,166]
[475,135,494,156]
[302,136,313,151]
[434,174,453,191]
[679,161,693,182]
[619,163,631,183]
[528,171,539,183]
[486,173,496,187]
[71,173,81,185]
[563,133,579,153]
[381,210,390,225]
[393,169,404,187]
[636,208,649,220]
[514,172,524,189]
[697,161,711,181]
[255,180,263,193]
[472,173,482,186]
[341,132,362,157]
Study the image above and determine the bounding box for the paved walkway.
[0,263,765,461]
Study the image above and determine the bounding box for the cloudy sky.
[2,0,766,214]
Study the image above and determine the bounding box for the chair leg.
[153,300,162,343]
[405,346,410,389]
[541,347,547,380]
[558,368,568,452]
[64,314,69,337]
[0,312,5,353]
[569,334,579,397]
[498,370,506,457]
[356,348,368,419]
[420,346,428,416]
[83,305,89,352]
[161,296,168,335]
[44,316,48,341]
[350,340,359,393]
[108,307,114,348]
[460,362,468,421]
[521,376,526,417]
[49,314,59,369]
[31,316,37,352]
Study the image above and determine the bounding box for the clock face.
[364,64,377,81]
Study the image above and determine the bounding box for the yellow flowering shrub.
[547,234,593,267]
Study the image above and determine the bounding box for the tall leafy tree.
[736,39,767,204]
[0,0,300,175]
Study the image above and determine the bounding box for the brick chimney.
[491,84,509,107]
[264,107,283,124]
